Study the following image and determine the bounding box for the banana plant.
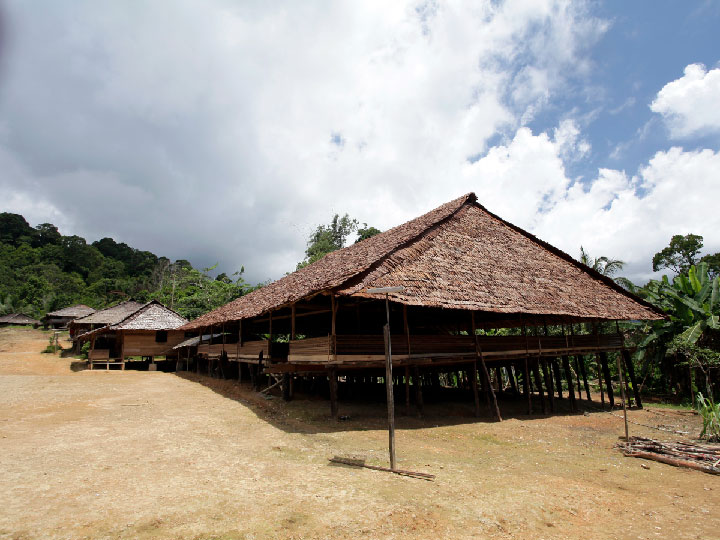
[635,262,720,364]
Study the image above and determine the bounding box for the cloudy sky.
[1,1,719,285]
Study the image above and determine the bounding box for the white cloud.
[460,118,720,283]
[650,63,720,138]
[0,0,608,282]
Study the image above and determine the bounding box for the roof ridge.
[182,193,477,328]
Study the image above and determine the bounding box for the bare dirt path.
[0,327,718,539]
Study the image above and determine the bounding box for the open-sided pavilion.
[181,193,664,419]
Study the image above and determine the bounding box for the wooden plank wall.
[122,330,185,357]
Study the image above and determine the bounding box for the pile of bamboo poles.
[619,436,720,475]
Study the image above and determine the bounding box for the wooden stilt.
[405,366,411,416]
[472,312,501,421]
[507,365,518,394]
[495,366,503,392]
[595,353,605,408]
[329,367,339,419]
[413,365,423,418]
[622,349,642,409]
[562,356,577,412]
[524,358,532,414]
[471,361,481,417]
[579,355,591,401]
[532,360,546,414]
[552,358,563,399]
[541,360,555,412]
[599,352,615,407]
[573,357,583,400]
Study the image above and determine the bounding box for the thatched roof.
[45,304,96,318]
[71,301,144,326]
[113,301,188,331]
[183,193,664,330]
[0,313,40,325]
[75,301,188,341]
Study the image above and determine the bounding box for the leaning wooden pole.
[622,349,642,409]
[472,312,501,421]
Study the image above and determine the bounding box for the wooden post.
[413,365,423,418]
[572,357,582,400]
[507,365,518,394]
[599,352,615,407]
[472,312,501,421]
[621,349,642,409]
[403,305,411,416]
[522,325,532,414]
[579,355,591,401]
[523,358,532,414]
[471,360,481,417]
[119,331,124,367]
[552,358,563,399]
[404,366,411,416]
[532,361,546,414]
[562,356,577,412]
[291,303,296,342]
[329,367,339,419]
[383,315,396,470]
[495,367,503,392]
[595,353,605,408]
[616,355,629,440]
[541,360,555,412]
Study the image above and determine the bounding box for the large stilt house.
[180,193,665,417]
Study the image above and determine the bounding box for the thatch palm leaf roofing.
[75,301,188,341]
[72,301,144,326]
[182,193,664,330]
[45,304,96,318]
[0,313,40,325]
[113,301,188,331]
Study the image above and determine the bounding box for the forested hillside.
[0,213,253,320]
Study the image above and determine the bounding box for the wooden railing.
[197,340,269,360]
[287,333,625,365]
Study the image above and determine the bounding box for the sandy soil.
[0,327,718,540]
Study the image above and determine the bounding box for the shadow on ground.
[173,371,613,435]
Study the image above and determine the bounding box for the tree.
[33,223,61,247]
[579,246,625,277]
[652,234,704,274]
[635,262,720,397]
[297,213,359,269]
[356,224,381,243]
[700,253,720,279]
[0,213,35,246]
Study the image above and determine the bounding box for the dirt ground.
[0,327,718,540]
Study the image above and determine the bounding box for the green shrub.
[696,392,720,442]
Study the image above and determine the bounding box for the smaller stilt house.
[0,313,41,327]
[77,300,188,369]
[43,304,96,329]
